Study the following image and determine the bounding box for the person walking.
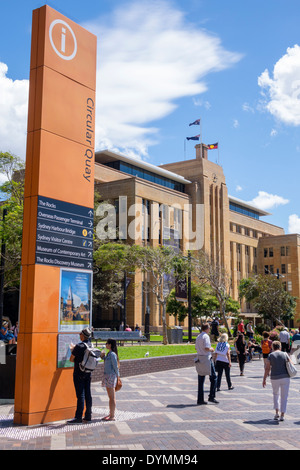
[262,340,293,421]
[261,331,273,368]
[234,331,247,376]
[195,323,218,405]
[246,321,254,340]
[68,328,93,424]
[101,338,120,421]
[279,327,290,353]
[215,333,234,391]
[210,317,220,342]
[237,320,245,335]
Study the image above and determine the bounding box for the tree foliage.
[190,250,236,336]
[0,152,25,291]
[238,274,296,324]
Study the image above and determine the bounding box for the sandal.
[102,416,115,421]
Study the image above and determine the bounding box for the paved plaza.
[1,359,300,451]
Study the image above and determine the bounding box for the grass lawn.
[112,344,196,360]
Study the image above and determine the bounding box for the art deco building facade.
[93,144,299,329]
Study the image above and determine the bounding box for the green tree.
[132,245,185,345]
[191,250,236,336]
[0,152,25,291]
[238,275,296,325]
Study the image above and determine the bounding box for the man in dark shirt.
[210,318,220,342]
[67,328,93,424]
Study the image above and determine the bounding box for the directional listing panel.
[35,196,94,270]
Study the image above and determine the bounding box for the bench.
[92,330,147,346]
[230,346,261,362]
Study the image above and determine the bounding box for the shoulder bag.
[286,353,297,378]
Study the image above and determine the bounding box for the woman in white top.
[215,333,234,391]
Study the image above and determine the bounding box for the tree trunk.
[220,303,232,338]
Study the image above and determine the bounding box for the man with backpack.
[67,328,95,424]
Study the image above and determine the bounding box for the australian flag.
[189,119,201,126]
[186,135,200,141]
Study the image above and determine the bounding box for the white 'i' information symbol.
[49,19,77,60]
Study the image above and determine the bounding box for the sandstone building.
[93,144,299,329]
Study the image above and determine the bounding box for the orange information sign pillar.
[14,5,97,425]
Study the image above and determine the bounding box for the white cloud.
[288,214,300,234]
[0,63,29,158]
[84,0,242,158]
[0,0,242,161]
[235,185,242,192]
[193,98,212,109]
[233,119,239,128]
[270,128,277,137]
[258,44,300,126]
[242,102,255,113]
[248,191,289,211]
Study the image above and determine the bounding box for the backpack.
[79,342,101,373]
[262,339,271,354]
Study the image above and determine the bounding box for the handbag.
[286,353,297,377]
[195,355,211,376]
[115,376,122,392]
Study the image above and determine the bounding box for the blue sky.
[1,0,300,233]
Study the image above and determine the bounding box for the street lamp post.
[188,251,192,342]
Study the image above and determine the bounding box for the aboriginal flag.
[189,119,201,126]
[186,135,200,141]
[207,143,218,149]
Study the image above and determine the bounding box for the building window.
[288,281,292,291]
[264,265,269,274]
[264,248,268,258]
[269,265,274,274]
[281,246,285,256]
[229,201,260,219]
[281,264,286,274]
[269,247,273,257]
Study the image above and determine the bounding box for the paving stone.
[0,360,300,450]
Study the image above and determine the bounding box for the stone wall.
[91,353,197,382]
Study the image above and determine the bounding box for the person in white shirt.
[215,333,234,391]
[279,327,290,353]
[195,323,219,405]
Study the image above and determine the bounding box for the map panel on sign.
[35,196,94,270]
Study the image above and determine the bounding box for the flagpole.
[184,138,186,160]
[200,118,202,144]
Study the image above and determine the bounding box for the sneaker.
[197,401,207,405]
[228,386,234,390]
[216,388,220,392]
[274,414,279,421]
[280,416,285,421]
[208,398,219,404]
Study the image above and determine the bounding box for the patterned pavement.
[1,359,300,451]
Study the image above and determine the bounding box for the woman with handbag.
[262,340,296,421]
[100,338,121,421]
